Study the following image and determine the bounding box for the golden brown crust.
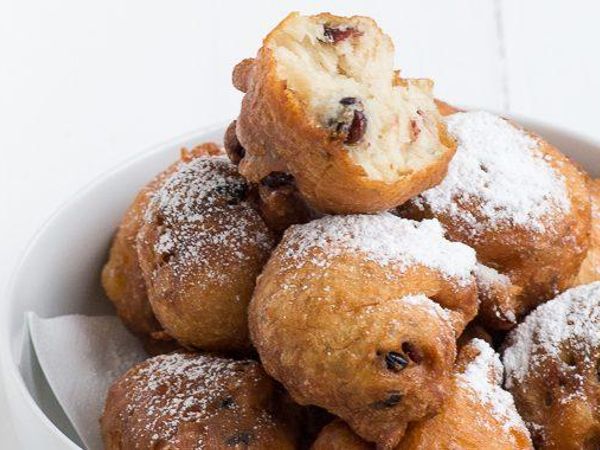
[311,341,533,450]
[249,215,478,448]
[101,143,226,340]
[232,57,255,93]
[400,116,591,329]
[472,263,524,330]
[254,177,319,234]
[312,420,371,450]
[224,121,317,233]
[137,154,275,352]
[502,283,600,450]
[101,174,166,336]
[223,120,246,165]
[234,13,456,214]
[141,331,182,356]
[575,179,600,285]
[101,352,300,450]
[434,99,464,117]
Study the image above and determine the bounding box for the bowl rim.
[0,121,226,448]
[1,115,599,448]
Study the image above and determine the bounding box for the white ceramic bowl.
[1,118,599,449]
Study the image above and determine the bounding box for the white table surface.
[1,0,599,448]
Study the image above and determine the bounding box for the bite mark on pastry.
[234,12,456,213]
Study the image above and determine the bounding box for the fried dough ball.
[400,110,591,329]
[137,154,275,352]
[101,144,221,339]
[101,352,300,449]
[233,12,456,214]
[503,282,600,450]
[249,213,478,448]
[254,171,318,233]
[311,339,533,450]
[575,179,600,285]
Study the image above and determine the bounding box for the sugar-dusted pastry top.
[280,213,477,285]
[401,294,452,323]
[503,281,600,389]
[458,339,529,435]
[112,353,280,448]
[145,156,273,282]
[414,111,571,235]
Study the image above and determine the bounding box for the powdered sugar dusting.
[281,213,476,285]
[503,281,600,389]
[458,339,530,438]
[474,262,511,291]
[119,353,274,449]
[474,263,516,323]
[414,111,570,235]
[401,294,452,323]
[145,156,273,282]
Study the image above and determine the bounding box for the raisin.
[224,120,245,165]
[158,250,173,265]
[226,432,252,446]
[384,352,409,372]
[344,110,367,145]
[219,397,236,409]
[410,119,421,140]
[329,97,367,145]
[402,342,423,364]
[339,97,357,106]
[261,172,294,189]
[322,25,358,43]
[371,392,403,409]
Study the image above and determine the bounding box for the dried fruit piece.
[329,97,367,145]
[322,25,360,43]
[345,110,367,145]
[410,119,421,140]
[385,352,409,372]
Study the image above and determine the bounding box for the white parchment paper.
[27,313,147,450]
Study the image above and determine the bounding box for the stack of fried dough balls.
[100,11,598,450]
